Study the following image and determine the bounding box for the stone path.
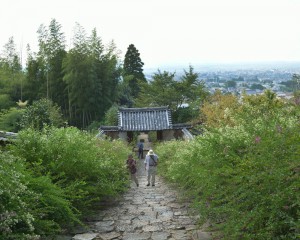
[69,158,212,240]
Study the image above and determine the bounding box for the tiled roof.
[118,107,172,131]
[0,131,18,142]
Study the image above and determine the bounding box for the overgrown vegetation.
[157,90,300,239]
[1,17,299,240]
[1,127,129,239]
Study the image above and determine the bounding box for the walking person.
[144,149,158,186]
[137,140,144,159]
[126,153,139,187]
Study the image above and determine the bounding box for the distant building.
[0,131,18,146]
[98,106,193,143]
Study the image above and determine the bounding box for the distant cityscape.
[144,61,300,99]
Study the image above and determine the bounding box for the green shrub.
[0,94,14,110]
[10,127,129,211]
[18,98,64,130]
[0,151,80,239]
[3,127,129,237]
[0,152,37,239]
[157,92,300,239]
[0,107,23,132]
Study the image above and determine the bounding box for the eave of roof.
[99,126,119,131]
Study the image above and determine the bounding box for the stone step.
[69,158,212,240]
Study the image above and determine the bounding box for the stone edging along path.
[69,158,212,240]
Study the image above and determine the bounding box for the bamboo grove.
[0,19,121,129]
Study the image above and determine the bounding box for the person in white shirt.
[144,149,158,186]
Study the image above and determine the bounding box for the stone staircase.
[62,158,212,240]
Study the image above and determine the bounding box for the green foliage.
[62,25,120,128]
[27,174,79,236]
[2,126,129,237]
[33,18,68,106]
[104,104,119,126]
[0,107,23,132]
[0,152,37,239]
[196,90,240,128]
[225,80,237,88]
[136,66,209,123]
[0,20,121,130]
[136,70,177,108]
[0,37,24,105]
[86,120,102,133]
[0,151,77,239]
[0,94,14,109]
[250,83,265,90]
[18,98,64,130]
[172,106,197,123]
[10,127,129,211]
[117,76,134,107]
[157,91,300,239]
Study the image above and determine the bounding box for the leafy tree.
[173,66,209,122]
[136,70,177,108]
[250,83,265,90]
[280,80,294,92]
[18,98,64,130]
[136,66,209,123]
[116,80,134,107]
[0,107,24,132]
[123,44,146,99]
[225,80,237,88]
[177,65,208,106]
[201,90,240,128]
[103,104,119,126]
[0,94,14,110]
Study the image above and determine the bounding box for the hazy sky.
[1,0,300,68]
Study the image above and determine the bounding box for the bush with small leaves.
[157,91,300,239]
[9,126,129,212]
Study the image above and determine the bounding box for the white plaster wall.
[118,132,127,140]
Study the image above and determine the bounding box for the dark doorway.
[127,132,133,143]
[157,130,163,141]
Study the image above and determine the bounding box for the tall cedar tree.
[123,44,146,100]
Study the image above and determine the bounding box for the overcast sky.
[1,0,300,68]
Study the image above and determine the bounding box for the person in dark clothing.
[126,154,139,187]
[137,141,144,159]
